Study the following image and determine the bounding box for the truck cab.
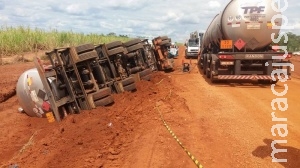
[185,38,200,59]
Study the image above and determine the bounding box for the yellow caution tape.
[156,106,204,168]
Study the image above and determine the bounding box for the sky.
[0,0,300,42]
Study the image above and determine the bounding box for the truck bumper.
[186,52,198,57]
[217,75,291,80]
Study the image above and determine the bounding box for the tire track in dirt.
[0,62,35,103]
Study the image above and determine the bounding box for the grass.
[0,26,130,56]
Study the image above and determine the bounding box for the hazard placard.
[220,40,233,49]
[234,38,246,50]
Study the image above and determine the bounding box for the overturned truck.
[152,36,174,71]
[198,0,293,83]
[16,42,144,121]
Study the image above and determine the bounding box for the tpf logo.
[241,6,265,14]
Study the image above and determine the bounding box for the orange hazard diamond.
[234,38,246,50]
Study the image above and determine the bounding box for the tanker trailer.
[198,0,293,83]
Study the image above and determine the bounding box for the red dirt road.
[0,47,299,168]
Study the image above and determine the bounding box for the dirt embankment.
[0,62,35,103]
[0,65,197,168]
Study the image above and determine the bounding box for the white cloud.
[65,4,86,15]
[0,0,300,42]
[0,15,9,22]
[0,1,5,10]
[103,0,148,10]
[148,23,166,31]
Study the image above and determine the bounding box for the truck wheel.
[141,74,151,81]
[92,87,112,101]
[210,75,217,83]
[157,63,163,71]
[94,95,114,106]
[160,36,168,40]
[126,43,144,53]
[139,68,152,77]
[159,39,170,46]
[164,42,172,47]
[206,65,210,78]
[124,39,141,47]
[203,56,207,75]
[121,77,135,86]
[75,43,95,54]
[77,50,98,62]
[123,83,137,92]
[185,52,188,59]
[210,64,217,83]
[106,41,123,50]
[107,47,125,56]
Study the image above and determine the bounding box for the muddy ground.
[0,47,299,168]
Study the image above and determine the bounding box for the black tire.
[126,43,144,53]
[161,36,168,40]
[164,43,171,47]
[92,87,111,101]
[123,83,137,92]
[121,77,135,86]
[94,95,114,106]
[141,74,151,81]
[199,58,203,69]
[203,58,207,75]
[139,68,152,77]
[206,62,210,78]
[210,64,216,83]
[124,38,141,47]
[157,63,163,71]
[159,40,170,46]
[127,52,136,59]
[77,50,98,62]
[107,47,125,56]
[106,41,123,50]
[75,43,94,54]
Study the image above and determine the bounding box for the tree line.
[276,32,300,52]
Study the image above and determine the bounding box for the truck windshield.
[188,40,199,47]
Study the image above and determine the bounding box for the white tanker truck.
[198,0,293,83]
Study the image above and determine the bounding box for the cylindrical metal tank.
[16,68,49,118]
[203,0,282,50]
